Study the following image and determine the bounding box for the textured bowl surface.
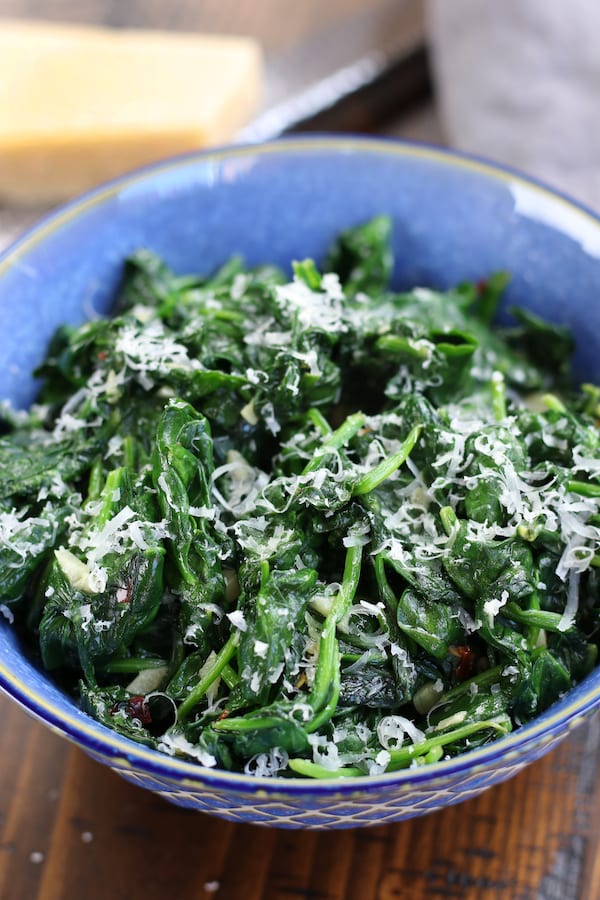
[1,136,600,828]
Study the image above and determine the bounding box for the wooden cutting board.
[1,692,600,900]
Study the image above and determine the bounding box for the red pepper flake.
[216,710,230,722]
[116,581,132,604]
[475,278,488,295]
[97,350,107,361]
[125,695,152,725]
[449,645,475,681]
[109,696,152,726]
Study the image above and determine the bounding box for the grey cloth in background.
[427,0,600,212]
[0,209,43,252]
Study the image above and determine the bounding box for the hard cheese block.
[0,19,262,206]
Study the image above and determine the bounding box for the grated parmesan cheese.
[482,590,509,627]
[244,747,289,777]
[377,715,425,750]
[157,731,217,768]
[0,603,14,624]
[253,640,269,658]
[558,570,580,632]
[227,610,247,632]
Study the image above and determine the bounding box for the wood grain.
[2,692,600,900]
[1,2,599,898]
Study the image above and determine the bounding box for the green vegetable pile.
[3,216,600,778]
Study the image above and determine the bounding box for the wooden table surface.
[1,3,600,899]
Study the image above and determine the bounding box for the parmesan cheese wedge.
[0,19,263,205]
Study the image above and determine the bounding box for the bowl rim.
[1,133,600,794]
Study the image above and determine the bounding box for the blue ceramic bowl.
[2,137,600,829]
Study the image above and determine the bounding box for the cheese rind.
[0,19,263,205]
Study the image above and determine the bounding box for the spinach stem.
[87,459,104,502]
[307,543,363,733]
[306,407,332,436]
[440,505,458,537]
[353,424,422,495]
[303,413,366,474]
[221,663,239,689]
[504,602,571,632]
[287,759,362,779]
[177,632,239,721]
[567,479,600,498]
[543,393,567,413]
[526,590,541,648]
[490,371,507,421]
[123,435,136,470]
[102,657,168,674]
[386,716,511,771]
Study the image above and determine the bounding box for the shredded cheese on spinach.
[2,216,600,777]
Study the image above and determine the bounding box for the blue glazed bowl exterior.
[1,136,600,828]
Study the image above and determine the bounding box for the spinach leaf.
[5,216,600,779]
